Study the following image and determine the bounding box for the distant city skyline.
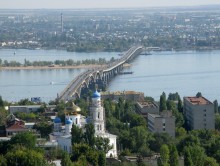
[1,0,220,9]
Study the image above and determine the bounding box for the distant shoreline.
[0,64,105,70]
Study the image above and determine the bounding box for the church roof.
[92,91,101,98]
[65,102,81,113]
[54,117,61,123]
[65,118,72,125]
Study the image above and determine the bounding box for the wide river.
[0,49,220,103]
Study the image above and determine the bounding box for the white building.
[50,91,117,158]
[90,91,117,158]
[9,105,42,114]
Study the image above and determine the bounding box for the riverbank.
[0,64,105,70]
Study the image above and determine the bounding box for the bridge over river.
[57,45,143,101]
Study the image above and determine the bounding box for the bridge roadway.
[58,45,143,101]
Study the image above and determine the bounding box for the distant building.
[183,96,215,130]
[9,105,41,114]
[136,101,159,118]
[101,91,144,102]
[148,111,175,137]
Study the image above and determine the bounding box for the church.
[49,90,117,158]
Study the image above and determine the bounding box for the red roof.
[6,123,27,131]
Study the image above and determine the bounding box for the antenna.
[61,13,63,33]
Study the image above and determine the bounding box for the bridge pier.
[58,46,143,101]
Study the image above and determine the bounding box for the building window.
[75,118,78,124]
[98,112,100,119]
[163,123,165,127]
[204,109,206,112]
[163,128,165,131]
[100,125,102,130]
[97,125,99,130]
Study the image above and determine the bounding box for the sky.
[0,0,220,9]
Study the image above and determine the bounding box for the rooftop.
[185,97,212,105]
[148,111,173,118]
[137,101,158,108]
[101,91,143,95]
[9,105,41,108]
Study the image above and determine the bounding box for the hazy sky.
[1,0,220,9]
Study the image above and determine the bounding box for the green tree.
[196,92,202,98]
[169,144,178,166]
[175,127,187,138]
[184,147,193,166]
[74,155,88,166]
[71,124,83,144]
[130,126,148,152]
[98,152,106,166]
[160,92,167,112]
[5,147,47,166]
[168,92,180,101]
[0,96,4,107]
[204,156,218,166]
[84,123,95,147]
[215,114,220,130]
[17,98,34,105]
[10,132,36,149]
[177,97,183,112]
[0,107,8,125]
[61,152,73,166]
[185,145,205,166]
[149,133,172,152]
[33,122,53,138]
[214,100,218,114]
[177,135,200,153]
[95,136,112,154]
[157,144,170,166]
[72,143,98,166]
[0,155,7,166]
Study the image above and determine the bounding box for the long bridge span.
[57,45,143,101]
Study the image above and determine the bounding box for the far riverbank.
[0,64,105,70]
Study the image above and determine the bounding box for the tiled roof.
[6,123,27,131]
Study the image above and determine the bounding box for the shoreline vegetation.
[0,64,104,70]
[0,63,131,70]
[0,57,117,70]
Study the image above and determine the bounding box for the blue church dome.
[65,118,72,125]
[92,90,101,98]
[54,117,61,123]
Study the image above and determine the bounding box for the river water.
[0,49,220,103]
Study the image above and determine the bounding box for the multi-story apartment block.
[148,111,175,137]
[183,96,215,130]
